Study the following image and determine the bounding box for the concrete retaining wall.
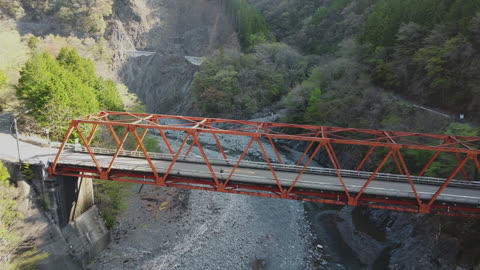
[4,161,110,269]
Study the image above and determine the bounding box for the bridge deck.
[55,151,480,206]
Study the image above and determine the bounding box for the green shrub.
[0,70,7,91]
[0,162,10,184]
[27,36,39,50]
[93,181,130,229]
[22,163,33,181]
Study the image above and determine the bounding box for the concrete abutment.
[12,163,110,269]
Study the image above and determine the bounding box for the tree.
[17,52,100,137]
[193,44,308,118]
[425,123,480,178]
[469,12,480,44]
[305,88,322,123]
[57,48,123,110]
[83,13,107,34]
[0,0,25,19]
[57,48,97,86]
[220,0,270,50]
[95,78,124,111]
[17,48,123,139]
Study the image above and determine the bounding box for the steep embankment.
[108,0,239,114]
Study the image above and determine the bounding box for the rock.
[111,0,240,116]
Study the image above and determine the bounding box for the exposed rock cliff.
[108,0,240,114]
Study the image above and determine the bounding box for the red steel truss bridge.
[48,111,480,217]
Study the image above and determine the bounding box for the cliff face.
[107,0,240,114]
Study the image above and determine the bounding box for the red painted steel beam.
[49,111,480,218]
[70,113,479,153]
[51,165,480,217]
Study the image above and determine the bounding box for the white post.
[74,138,80,152]
[14,117,21,163]
[46,129,51,162]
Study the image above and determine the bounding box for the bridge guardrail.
[66,146,480,190]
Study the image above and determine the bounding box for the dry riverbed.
[87,117,319,270]
[87,184,315,270]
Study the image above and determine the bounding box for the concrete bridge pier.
[23,165,110,269]
[49,175,110,268]
[55,175,94,227]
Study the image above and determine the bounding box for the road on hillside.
[0,113,55,164]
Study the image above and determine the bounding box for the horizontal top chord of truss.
[78,111,480,155]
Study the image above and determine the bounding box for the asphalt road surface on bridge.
[55,150,480,206]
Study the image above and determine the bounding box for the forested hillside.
[218,0,270,49]
[193,43,314,118]
[247,0,480,121]
[191,2,480,267]
[193,0,480,174]
[363,0,480,117]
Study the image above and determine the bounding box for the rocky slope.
[107,0,240,114]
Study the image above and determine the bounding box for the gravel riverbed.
[87,117,319,270]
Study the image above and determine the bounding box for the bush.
[0,70,7,91]
[93,181,130,229]
[22,163,34,181]
[0,162,10,184]
[27,36,39,50]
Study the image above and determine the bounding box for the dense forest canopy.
[362,0,480,116]
[240,0,480,122]
[193,43,313,118]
